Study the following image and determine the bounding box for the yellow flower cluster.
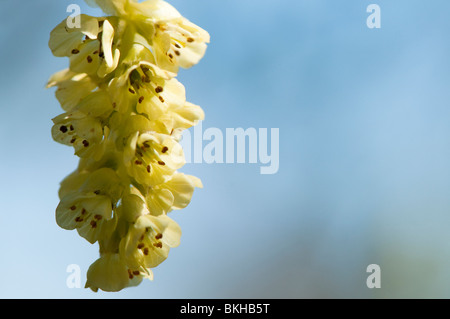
[47,0,209,292]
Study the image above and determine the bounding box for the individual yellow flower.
[49,15,121,78]
[123,131,185,186]
[118,196,182,270]
[145,173,203,216]
[152,16,210,72]
[51,111,104,159]
[56,168,124,244]
[107,58,204,135]
[51,90,114,159]
[46,69,98,112]
[85,253,152,292]
[107,57,177,115]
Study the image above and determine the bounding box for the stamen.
[153,242,163,248]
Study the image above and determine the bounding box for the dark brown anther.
[187,37,194,43]
[87,55,93,63]
[155,233,163,240]
[158,96,165,103]
[158,161,166,166]
[82,140,89,147]
[70,205,77,211]
[153,242,163,248]
[60,125,68,133]
[155,86,163,93]
[71,49,80,54]
[161,146,169,153]
[139,96,144,104]
[128,88,135,94]
[90,221,97,228]
[146,165,151,173]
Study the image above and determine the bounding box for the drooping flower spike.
[48,0,209,292]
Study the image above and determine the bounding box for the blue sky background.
[1,0,450,298]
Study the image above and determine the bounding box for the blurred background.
[1,0,450,298]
